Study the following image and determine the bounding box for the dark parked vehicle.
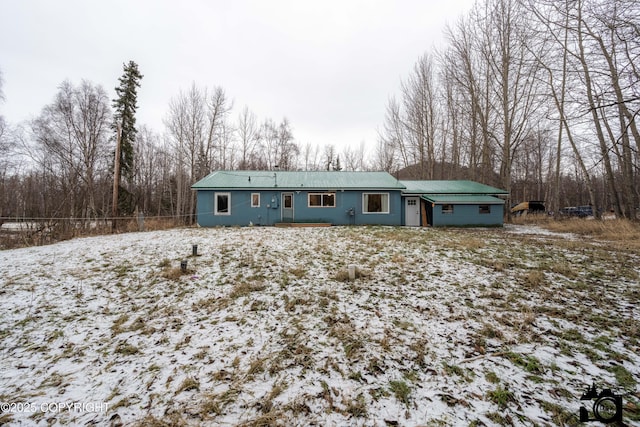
[559,205,593,217]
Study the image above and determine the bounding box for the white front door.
[405,197,420,226]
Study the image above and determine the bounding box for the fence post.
[137,211,145,232]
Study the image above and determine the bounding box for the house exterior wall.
[196,189,403,226]
[431,203,504,227]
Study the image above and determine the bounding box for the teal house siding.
[195,189,402,226]
[192,171,405,227]
[192,172,508,227]
[195,190,282,227]
[429,202,504,227]
[402,181,508,227]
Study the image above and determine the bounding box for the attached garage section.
[400,180,508,227]
[422,195,505,227]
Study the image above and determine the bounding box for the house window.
[407,199,417,206]
[283,194,293,208]
[308,193,335,207]
[363,193,389,214]
[479,204,490,214]
[251,193,260,208]
[442,204,454,214]
[215,192,231,215]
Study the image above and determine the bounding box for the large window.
[363,193,389,214]
[308,193,335,208]
[251,193,260,208]
[215,192,231,215]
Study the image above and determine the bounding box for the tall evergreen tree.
[113,61,143,182]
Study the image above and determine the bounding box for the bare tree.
[30,80,112,224]
[200,86,233,175]
[379,97,408,170]
[373,133,397,173]
[401,54,439,179]
[164,88,191,222]
[164,83,235,223]
[323,144,336,171]
[336,142,369,171]
[480,0,546,217]
[275,118,298,170]
[260,118,298,170]
[133,125,164,215]
[443,12,497,183]
[0,68,5,147]
[302,142,321,171]
[236,106,262,169]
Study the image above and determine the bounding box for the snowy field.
[1,225,639,426]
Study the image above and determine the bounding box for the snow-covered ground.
[1,225,639,426]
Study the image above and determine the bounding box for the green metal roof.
[421,195,505,204]
[401,180,508,195]
[192,171,405,190]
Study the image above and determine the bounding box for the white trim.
[308,192,336,208]
[251,193,260,208]
[405,196,420,226]
[362,192,390,214]
[282,192,294,221]
[214,192,231,215]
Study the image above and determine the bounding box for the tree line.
[1,0,638,233]
[0,68,367,229]
[378,0,639,219]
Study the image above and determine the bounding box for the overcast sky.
[1,0,475,151]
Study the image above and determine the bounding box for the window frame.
[362,192,390,214]
[441,204,454,214]
[214,192,231,215]
[251,193,260,208]
[479,204,491,214]
[308,192,336,208]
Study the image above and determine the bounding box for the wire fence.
[0,213,199,249]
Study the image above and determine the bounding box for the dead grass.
[4,225,640,426]
[161,265,193,280]
[175,376,200,394]
[522,270,545,288]
[229,281,267,299]
[132,414,187,427]
[544,218,640,247]
[334,266,370,282]
[237,410,286,427]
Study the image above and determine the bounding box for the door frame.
[405,197,420,226]
[282,192,294,222]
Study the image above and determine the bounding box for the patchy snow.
[503,224,578,240]
[1,225,639,426]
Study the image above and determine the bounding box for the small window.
[308,193,335,207]
[215,192,231,215]
[407,199,417,206]
[283,194,293,208]
[363,193,389,214]
[479,204,490,214]
[442,204,454,214]
[251,193,260,208]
